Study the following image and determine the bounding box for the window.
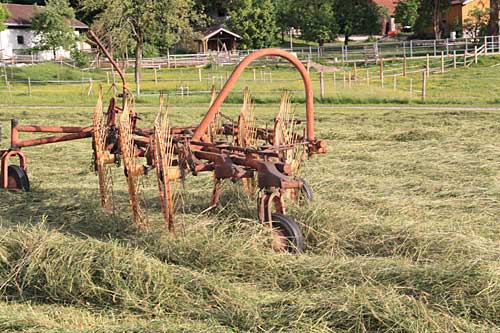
[17,35,24,45]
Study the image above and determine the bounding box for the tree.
[489,0,499,35]
[416,0,449,39]
[31,0,77,59]
[464,7,489,38]
[0,4,8,32]
[274,0,299,42]
[395,0,420,29]
[79,0,199,96]
[295,0,336,46]
[227,0,278,49]
[334,0,385,45]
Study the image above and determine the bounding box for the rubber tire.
[4,165,30,191]
[270,213,304,253]
[298,177,313,202]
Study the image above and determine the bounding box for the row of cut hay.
[131,219,499,326]
[290,203,500,261]
[0,301,230,333]
[0,224,498,331]
[0,225,260,331]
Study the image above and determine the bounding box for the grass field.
[0,92,499,332]
[3,54,500,106]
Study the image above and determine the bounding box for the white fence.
[3,36,500,69]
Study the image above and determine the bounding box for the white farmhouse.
[0,4,88,61]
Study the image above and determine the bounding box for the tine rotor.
[93,85,115,212]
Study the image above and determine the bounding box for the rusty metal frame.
[1,31,328,236]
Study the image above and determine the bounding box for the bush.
[70,48,90,68]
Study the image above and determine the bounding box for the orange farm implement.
[1,31,327,252]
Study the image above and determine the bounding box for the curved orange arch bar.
[192,48,315,142]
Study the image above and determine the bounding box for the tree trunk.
[432,0,442,40]
[135,41,143,97]
[490,0,499,35]
[344,33,349,45]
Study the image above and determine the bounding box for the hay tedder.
[0,32,326,252]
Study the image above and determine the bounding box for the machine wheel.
[298,177,313,202]
[2,165,30,191]
[269,213,304,253]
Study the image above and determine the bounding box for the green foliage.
[335,0,385,45]
[78,0,200,95]
[31,0,77,56]
[69,47,89,67]
[142,43,160,58]
[274,0,298,41]
[395,0,420,28]
[295,0,337,46]
[0,4,8,32]
[227,0,278,49]
[416,0,450,39]
[464,7,490,38]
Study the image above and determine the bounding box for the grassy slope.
[0,104,499,332]
[2,55,500,106]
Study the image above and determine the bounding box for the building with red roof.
[0,4,88,60]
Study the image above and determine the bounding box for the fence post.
[433,40,437,56]
[348,71,352,88]
[198,68,202,82]
[474,46,478,64]
[106,72,110,84]
[403,41,407,57]
[253,68,256,81]
[426,54,430,76]
[87,78,93,96]
[441,51,445,73]
[393,75,397,92]
[27,77,32,97]
[380,58,384,88]
[498,35,500,54]
[333,71,336,88]
[403,56,407,77]
[410,40,413,58]
[421,71,426,102]
[409,78,413,98]
[446,38,449,56]
[465,38,469,54]
[320,71,324,99]
[484,35,488,54]
[453,50,457,68]
[353,62,357,81]
[154,68,158,85]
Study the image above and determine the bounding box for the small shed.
[197,25,242,53]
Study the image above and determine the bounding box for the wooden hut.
[197,25,242,53]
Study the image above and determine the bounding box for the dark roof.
[3,4,88,29]
[372,0,399,16]
[198,25,242,41]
